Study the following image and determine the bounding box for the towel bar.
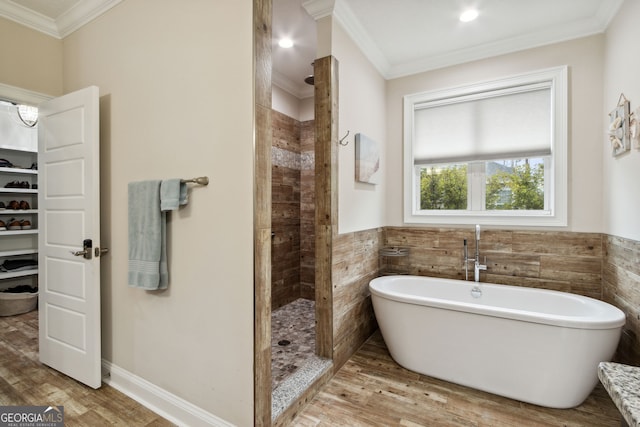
[181,176,209,186]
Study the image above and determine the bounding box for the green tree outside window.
[420,165,467,210]
[486,160,544,210]
[419,160,544,211]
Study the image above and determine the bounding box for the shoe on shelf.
[0,159,13,168]
[20,181,30,189]
[0,202,5,210]
[7,219,21,230]
[19,201,30,210]
[0,220,6,231]
[20,220,31,230]
[7,201,19,210]
[4,181,19,188]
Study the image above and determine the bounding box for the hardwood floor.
[291,331,622,427]
[0,310,174,426]
[2,309,623,426]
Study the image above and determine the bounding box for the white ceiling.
[278,0,623,98]
[0,0,625,100]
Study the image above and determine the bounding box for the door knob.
[95,247,109,257]
[71,248,91,257]
[70,239,93,259]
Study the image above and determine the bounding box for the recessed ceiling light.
[278,38,293,48]
[459,9,479,22]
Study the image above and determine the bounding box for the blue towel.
[128,180,167,289]
[160,179,188,211]
[128,179,189,290]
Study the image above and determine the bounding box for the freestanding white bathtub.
[369,275,626,409]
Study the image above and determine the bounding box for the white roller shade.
[413,84,551,165]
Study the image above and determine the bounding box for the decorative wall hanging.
[630,106,640,149]
[608,93,630,157]
[355,133,380,184]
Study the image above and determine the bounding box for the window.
[403,66,567,226]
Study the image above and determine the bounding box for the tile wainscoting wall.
[383,227,602,298]
[271,110,315,309]
[603,235,640,365]
[332,226,640,372]
[332,228,382,369]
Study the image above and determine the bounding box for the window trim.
[403,66,568,227]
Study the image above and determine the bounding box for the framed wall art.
[608,93,630,157]
[355,133,380,184]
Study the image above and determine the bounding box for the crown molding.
[302,0,390,77]
[0,82,52,105]
[302,0,335,20]
[0,1,58,37]
[332,0,390,77]
[57,0,122,38]
[0,0,121,39]
[307,0,625,80]
[594,0,624,29]
[385,2,624,79]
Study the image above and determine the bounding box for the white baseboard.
[101,360,236,427]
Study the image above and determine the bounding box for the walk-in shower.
[270,111,317,389]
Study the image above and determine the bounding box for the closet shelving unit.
[0,148,38,282]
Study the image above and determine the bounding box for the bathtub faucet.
[474,258,487,282]
[474,225,487,282]
[463,225,487,281]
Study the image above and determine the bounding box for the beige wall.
[603,0,640,241]
[62,1,254,425]
[272,85,301,120]
[385,35,605,232]
[0,17,63,97]
[271,86,314,122]
[330,18,387,234]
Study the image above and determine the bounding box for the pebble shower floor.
[271,298,316,390]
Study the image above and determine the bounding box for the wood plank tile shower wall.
[271,110,315,309]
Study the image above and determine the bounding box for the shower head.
[304,61,315,85]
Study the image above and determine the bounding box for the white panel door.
[38,86,102,389]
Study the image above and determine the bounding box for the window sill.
[404,210,567,227]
